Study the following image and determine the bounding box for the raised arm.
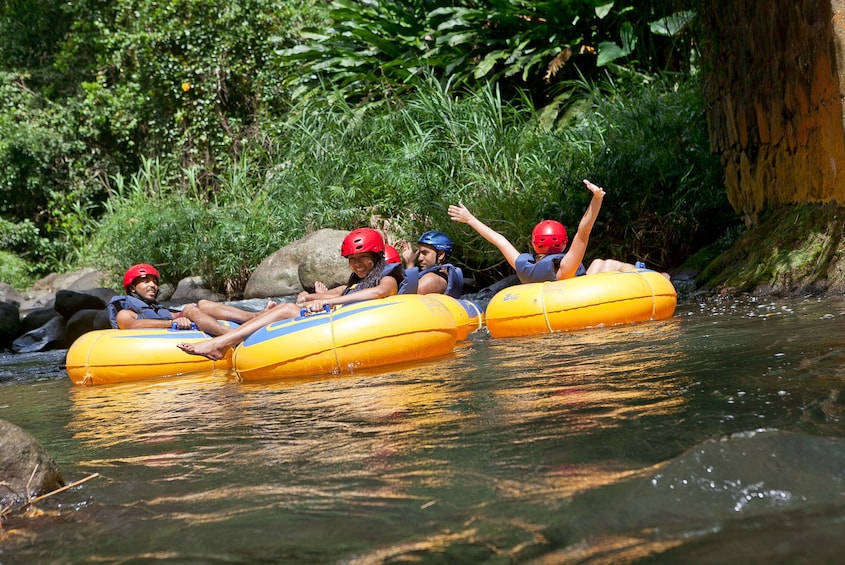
[398,239,417,269]
[555,179,605,280]
[448,203,521,269]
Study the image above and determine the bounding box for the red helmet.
[123,263,160,292]
[341,228,385,257]
[383,244,401,264]
[531,220,568,254]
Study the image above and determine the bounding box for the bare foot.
[264,300,278,311]
[661,272,671,281]
[177,340,229,361]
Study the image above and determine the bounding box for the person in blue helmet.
[448,179,645,284]
[397,231,464,298]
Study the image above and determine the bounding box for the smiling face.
[131,275,159,300]
[417,244,442,270]
[346,252,376,279]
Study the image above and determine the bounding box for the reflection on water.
[2,295,845,562]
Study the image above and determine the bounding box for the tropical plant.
[277,0,698,112]
[0,0,325,277]
[575,75,730,268]
[81,70,726,292]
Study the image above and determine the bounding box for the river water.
[2,293,845,563]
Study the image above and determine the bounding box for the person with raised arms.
[448,179,646,284]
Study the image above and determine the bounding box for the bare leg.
[180,303,234,337]
[586,258,670,280]
[586,258,637,275]
[194,298,277,324]
[177,302,300,360]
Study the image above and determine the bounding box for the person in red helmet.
[177,228,403,360]
[108,263,276,334]
[383,244,401,265]
[448,179,641,283]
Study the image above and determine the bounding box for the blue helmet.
[418,231,454,258]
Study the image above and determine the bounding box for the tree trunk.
[699,0,845,225]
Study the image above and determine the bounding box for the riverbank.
[694,201,845,296]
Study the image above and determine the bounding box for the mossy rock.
[698,202,845,295]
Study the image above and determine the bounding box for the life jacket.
[514,253,585,284]
[107,295,173,329]
[344,263,404,296]
[399,263,464,298]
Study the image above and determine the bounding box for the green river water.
[2,293,845,563]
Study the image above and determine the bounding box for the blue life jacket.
[514,253,586,284]
[399,263,464,298]
[107,295,173,329]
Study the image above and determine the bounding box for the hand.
[583,179,606,199]
[172,316,194,330]
[296,290,309,306]
[398,239,416,267]
[304,299,328,313]
[448,203,475,224]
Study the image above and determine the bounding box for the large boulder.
[29,272,58,291]
[20,307,62,335]
[66,269,108,291]
[46,267,102,291]
[0,301,21,348]
[157,282,175,301]
[244,229,350,298]
[0,419,64,509]
[19,289,55,314]
[0,282,25,308]
[80,287,118,305]
[66,308,111,345]
[170,276,224,303]
[54,289,107,320]
[12,316,67,354]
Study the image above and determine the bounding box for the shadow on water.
[2,294,845,562]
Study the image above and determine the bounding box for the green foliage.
[582,76,731,268]
[0,0,72,87]
[81,157,299,295]
[1,0,725,291]
[278,0,699,111]
[0,71,101,271]
[0,0,325,277]
[81,72,726,291]
[58,0,303,175]
[0,250,35,290]
[278,0,431,104]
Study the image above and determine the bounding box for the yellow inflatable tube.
[233,294,460,382]
[426,294,484,340]
[66,328,233,386]
[485,270,677,338]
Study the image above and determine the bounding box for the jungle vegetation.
[0,0,735,293]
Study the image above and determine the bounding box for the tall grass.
[79,73,729,293]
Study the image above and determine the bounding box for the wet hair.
[345,251,386,290]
